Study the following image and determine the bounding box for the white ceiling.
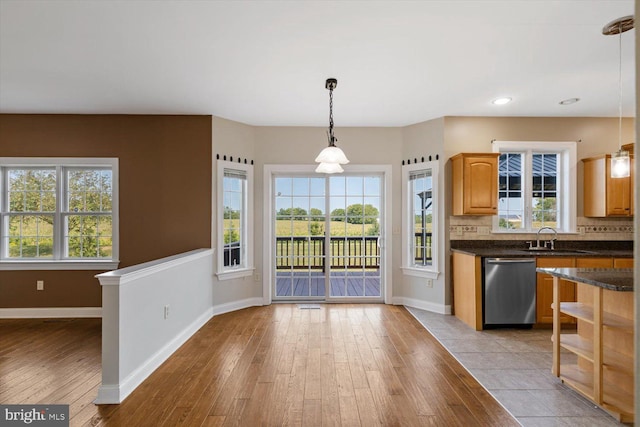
[0,0,635,127]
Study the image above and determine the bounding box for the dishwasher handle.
[485,258,535,264]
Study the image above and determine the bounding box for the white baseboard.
[0,307,102,318]
[392,297,451,315]
[95,307,214,404]
[213,297,264,316]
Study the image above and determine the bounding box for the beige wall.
[254,126,404,299]
[401,118,449,308]
[0,114,212,308]
[444,116,635,242]
[211,117,259,306]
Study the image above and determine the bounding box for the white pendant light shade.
[315,162,344,174]
[611,150,630,178]
[314,146,350,164]
[315,78,349,173]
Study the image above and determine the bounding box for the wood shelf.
[559,364,594,400]
[553,281,635,423]
[560,365,633,422]
[602,313,634,333]
[556,334,593,362]
[557,302,593,323]
[557,302,633,332]
[554,334,632,375]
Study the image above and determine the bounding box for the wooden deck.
[0,305,519,426]
[275,271,381,298]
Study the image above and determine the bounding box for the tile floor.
[406,306,628,426]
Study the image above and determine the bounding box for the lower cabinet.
[454,254,633,329]
[614,258,634,268]
[536,257,575,324]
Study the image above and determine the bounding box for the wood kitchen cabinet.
[452,252,483,330]
[537,257,575,324]
[575,258,613,268]
[614,258,634,268]
[582,145,634,217]
[451,153,499,215]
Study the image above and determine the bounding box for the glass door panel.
[274,176,326,298]
[328,175,381,299]
[273,173,383,301]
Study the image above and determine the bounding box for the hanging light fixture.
[603,15,634,178]
[315,78,349,173]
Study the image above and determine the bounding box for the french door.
[272,173,384,301]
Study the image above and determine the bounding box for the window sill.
[0,260,120,271]
[216,267,255,281]
[401,267,440,279]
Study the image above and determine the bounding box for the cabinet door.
[536,257,575,324]
[463,156,498,214]
[606,171,632,216]
[614,258,633,268]
[575,258,612,268]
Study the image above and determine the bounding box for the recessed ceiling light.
[492,97,512,105]
[559,98,580,105]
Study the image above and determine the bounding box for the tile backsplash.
[449,216,633,241]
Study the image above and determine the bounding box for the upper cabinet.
[582,143,634,217]
[451,153,499,215]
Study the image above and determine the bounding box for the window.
[402,161,439,279]
[0,158,119,270]
[492,141,576,233]
[216,160,254,280]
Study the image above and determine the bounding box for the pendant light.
[315,78,349,173]
[603,16,634,178]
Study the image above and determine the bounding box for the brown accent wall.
[0,114,212,308]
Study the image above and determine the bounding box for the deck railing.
[272,233,432,270]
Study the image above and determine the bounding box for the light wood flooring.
[0,304,519,426]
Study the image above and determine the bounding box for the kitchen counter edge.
[535,267,633,292]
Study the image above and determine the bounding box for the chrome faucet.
[536,226,557,250]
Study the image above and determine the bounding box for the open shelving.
[552,278,634,423]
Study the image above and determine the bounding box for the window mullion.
[524,150,533,231]
[55,166,64,260]
[0,167,5,259]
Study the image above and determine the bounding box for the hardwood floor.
[0,305,519,426]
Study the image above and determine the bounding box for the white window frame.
[401,161,439,279]
[216,159,254,280]
[492,141,577,233]
[0,157,119,270]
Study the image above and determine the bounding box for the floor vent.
[298,304,322,310]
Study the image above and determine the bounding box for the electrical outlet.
[164,305,170,319]
[478,226,490,235]
[426,279,433,288]
[456,226,463,236]
[36,280,44,291]
[254,273,261,282]
[578,226,585,235]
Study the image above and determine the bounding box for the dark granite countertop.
[535,267,633,291]
[451,240,633,259]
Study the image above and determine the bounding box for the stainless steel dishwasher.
[483,258,536,327]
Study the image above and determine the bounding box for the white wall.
[95,249,214,404]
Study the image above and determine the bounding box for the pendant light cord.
[618,21,623,151]
[328,85,335,147]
